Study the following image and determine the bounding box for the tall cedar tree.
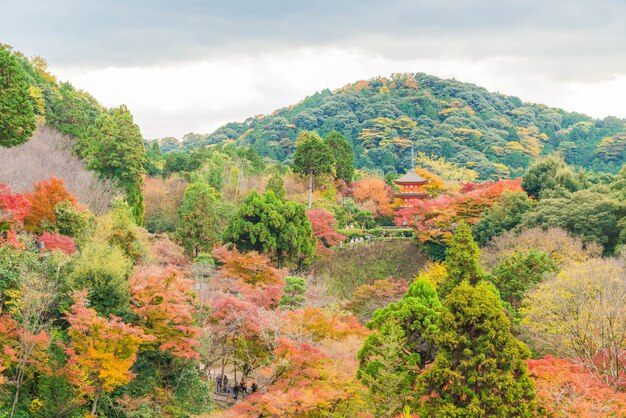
[420,281,537,417]
[84,105,146,224]
[438,222,484,298]
[357,278,441,415]
[176,182,219,257]
[0,46,35,147]
[223,190,315,267]
[291,131,333,208]
[325,131,354,182]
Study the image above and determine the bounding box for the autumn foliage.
[0,184,31,225]
[130,266,200,359]
[529,356,626,417]
[350,177,393,216]
[307,208,345,254]
[395,179,523,244]
[39,232,77,254]
[24,177,78,231]
[64,292,152,413]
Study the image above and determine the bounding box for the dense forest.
[1,44,626,418]
[168,73,626,179]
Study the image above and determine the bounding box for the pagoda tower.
[394,171,429,207]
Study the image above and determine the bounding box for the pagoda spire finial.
[411,143,414,171]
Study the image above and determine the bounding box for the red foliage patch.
[307,208,345,255]
[528,355,626,417]
[39,232,77,254]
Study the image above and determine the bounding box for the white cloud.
[51,47,626,139]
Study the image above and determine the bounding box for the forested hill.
[176,73,626,180]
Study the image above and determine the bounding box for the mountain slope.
[179,73,626,180]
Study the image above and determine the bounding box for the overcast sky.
[1,0,625,139]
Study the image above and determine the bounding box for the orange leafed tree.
[281,306,368,343]
[232,335,366,417]
[350,177,393,217]
[213,246,284,287]
[344,277,409,323]
[130,266,200,359]
[0,315,20,385]
[24,177,77,231]
[64,291,152,416]
[529,355,626,417]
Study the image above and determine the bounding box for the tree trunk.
[10,385,20,418]
[10,360,26,418]
[91,390,101,416]
[308,171,313,208]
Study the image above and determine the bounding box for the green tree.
[520,188,621,253]
[420,281,537,417]
[291,131,334,208]
[266,170,286,200]
[522,156,586,198]
[176,182,220,257]
[438,222,483,298]
[358,320,416,417]
[358,278,441,415]
[68,240,132,317]
[83,106,146,224]
[223,190,316,267]
[326,131,354,182]
[473,191,533,246]
[491,250,556,310]
[145,140,164,176]
[0,46,36,147]
[279,276,306,309]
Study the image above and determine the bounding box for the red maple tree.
[307,209,345,255]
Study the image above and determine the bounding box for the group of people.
[215,374,258,401]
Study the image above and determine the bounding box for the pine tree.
[419,281,537,417]
[279,276,306,309]
[223,190,316,267]
[0,46,36,147]
[438,222,483,297]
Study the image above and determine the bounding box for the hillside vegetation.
[1,45,146,222]
[0,126,119,213]
[175,73,626,179]
[2,45,626,418]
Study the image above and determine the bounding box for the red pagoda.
[394,171,428,207]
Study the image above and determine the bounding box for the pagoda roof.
[394,171,428,184]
